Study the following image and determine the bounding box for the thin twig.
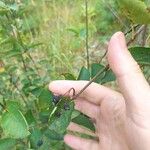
[27,53,41,77]
[0,102,5,110]
[15,24,40,76]
[72,65,109,100]
[20,54,32,85]
[0,91,5,110]
[140,25,147,46]
[9,73,28,106]
[125,24,140,36]
[99,50,108,63]
[145,32,150,45]
[85,0,90,69]
[127,25,146,46]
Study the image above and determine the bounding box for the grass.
[26,0,118,79]
[31,0,86,77]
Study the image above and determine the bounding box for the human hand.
[49,32,150,150]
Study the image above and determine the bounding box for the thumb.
[107,32,150,111]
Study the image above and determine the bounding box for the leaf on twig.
[1,101,30,139]
[129,47,150,65]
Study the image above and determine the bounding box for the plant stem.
[125,24,140,36]
[141,25,147,46]
[72,64,109,100]
[85,0,90,69]
[15,24,40,80]
[127,25,145,46]
[27,53,41,77]
[20,54,32,85]
[99,50,108,63]
[0,102,5,110]
[0,91,5,110]
[9,74,28,106]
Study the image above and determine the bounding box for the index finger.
[49,80,122,105]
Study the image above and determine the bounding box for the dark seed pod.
[52,95,61,105]
[64,102,70,110]
[37,139,43,147]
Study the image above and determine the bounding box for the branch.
[99,50,107,63]
[127,25,146,46]
[16,26,41,78]
[72,65,109,100]
[140,25,148,46]
[125,24,140,36]
[0,91,6,110]
[27,53,41,77]
[0,102,5,110]
[9,73,28,106]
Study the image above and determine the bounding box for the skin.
[49,32,150,150]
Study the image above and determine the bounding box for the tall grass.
[25,0,108,77]
[15,0,120,79]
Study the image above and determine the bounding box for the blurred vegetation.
[0,0,127,79]
[0,0,150,149]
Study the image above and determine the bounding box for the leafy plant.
[0,0,149,149]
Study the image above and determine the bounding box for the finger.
[75,98,100,119]
[98,96,128,150]
[107,32,150,109]
[49,80,122,105]
[67,122,96,137]
[64,134,99,150]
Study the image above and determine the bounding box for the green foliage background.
[0,0,150,149]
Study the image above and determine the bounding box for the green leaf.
[25,110,36,125]
[49,101,74,134]
[117,0,150,24]
[29,128,43,148]
[39,110,50,123]
[38,88,53,110]
[6,101,21,110]
[129,47,150,65]
[77,66,90,80]
[91,63,116,84]
[101,69,116,84]
[45,129,64,141]
[38,136,63,150]
[72,114,95,132]
[67,28,79,37]
[3,50,21,59]
[30,87,43,97]
[71,110,81,119]
[1,101,30,139]
[0,138,16,150]
[91,63,104,83]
